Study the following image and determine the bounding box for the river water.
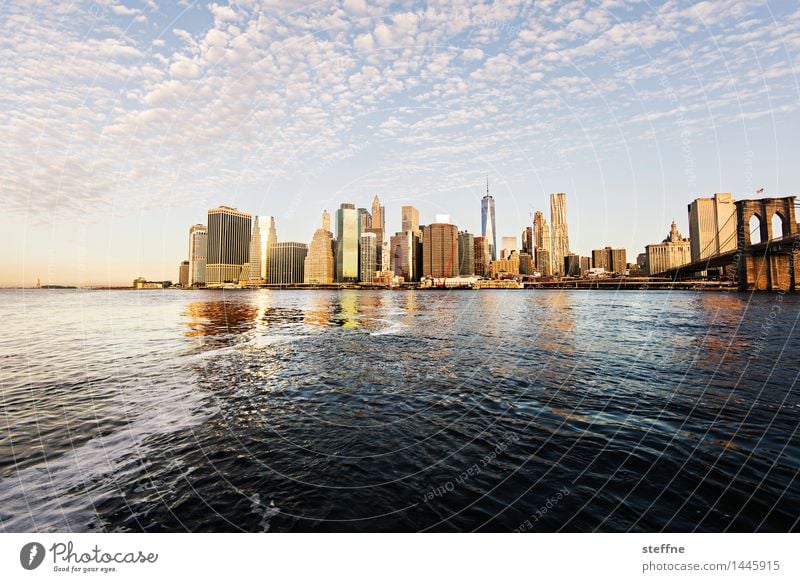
[1,288,798,532]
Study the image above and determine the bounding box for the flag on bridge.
[756,187,764,194]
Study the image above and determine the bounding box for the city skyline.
[2,0,800,286]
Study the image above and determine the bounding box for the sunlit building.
[646,220,691,275]
[592,247,628,275]
[178,260,189,287]
[401,205,420,233]
[304,212,335,284]
[501,236,517,259]
[391,230,422,282]
[247,215,277,285]
[688,193,736,262]
[533,210,552,276]
[550,192,569,276]
[336,203,360,282]
[423,220,459,278]
[188,224,207,287]
[473,236,489,277]
[360,232,377,283]
[206,206,252,286]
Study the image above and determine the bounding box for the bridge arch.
[771,211,786,240]
[749,214,763,245]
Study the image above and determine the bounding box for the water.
[0,288,798,532]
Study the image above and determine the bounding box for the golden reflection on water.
[182,299,258,337]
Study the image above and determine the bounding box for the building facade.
[268,242,307,284]
[247,215,277,285]
[390,230,422,282]
[688,193,736,262]
[188,224,207,287]
[360,232,377,282]
[304,213,335,284]
[401,205,420,233]
[423,222,459,278]
[458,231,475,276]
[206,206,252,286]
[178,260,189,287]
[336,203,360,282]
[646,220,691,275]
[591,247,628,275]
[533,210,552,276]
[550,192,569,276]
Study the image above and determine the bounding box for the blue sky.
[1,0,798,285]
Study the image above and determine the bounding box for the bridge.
[655,196,800,292]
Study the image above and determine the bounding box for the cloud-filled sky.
[1,0,799,286]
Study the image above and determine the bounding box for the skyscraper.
[533,210,552,276]
[401,205,420,233]
[336,203,360,282]
[178,260,189,287]
[458,231,475,276]
[591,247,627,275]
[360,232,377,282]
[247,215,276,285]
[358,207,372,232]
[550,192,569,277]
[371,195,385,233]
[206,206,252,286]
[481,180,497,261]
[305,212,335,284]
[423,220,459,278]
[367,195,386,272]
[688,193,736,262]
[521,226,533,255]
[188,224,207,287]
[390,230,422,282]
[473,236,489,276]
[268,242,307,284]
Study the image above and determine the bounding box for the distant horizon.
[3,1,798,287]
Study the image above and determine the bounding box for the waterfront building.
[550,192,570,276]
[370,195,386,270]
[519,252,534,275]
[268,242,307,284]
[178,260,189,287]
[564,253,581,277]
[188,224,207,287]
[304,212,335,284]
[481,180,497,261]
[401,205,420,233]
[592,247,628,275]
[688,193,736,262]
[423,221,459,278]
[473,236,489,277]
[247,215,277,286]
[336,203,360,282]
[580,256,591,275]
[206,206,252,286]
[458,231,475,276]
[360,232,377,283]
[646,220,692,275]
[533,210,552,276]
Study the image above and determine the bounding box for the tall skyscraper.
[646,220,691,275]
[360,232,377,282]
[533,210,552,276]
[550,192,569,277]
[268,242,307,284]
[401,205,420,233]
[423,220,459,278]
[247,215,276,285]
[206,206,252,286]
[336,203,360,282]
[390,230,422,282]
[688,193,736,262]
[188,224,207,287]
[305,212,335,284]
[358,208,372,232]
[521,226,533,255]
[371,195,385,233]
[458,231,475,276]
[481,180,497,261]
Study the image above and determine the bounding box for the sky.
[1,0,799,286]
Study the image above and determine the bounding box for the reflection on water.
[1,289,798,532]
